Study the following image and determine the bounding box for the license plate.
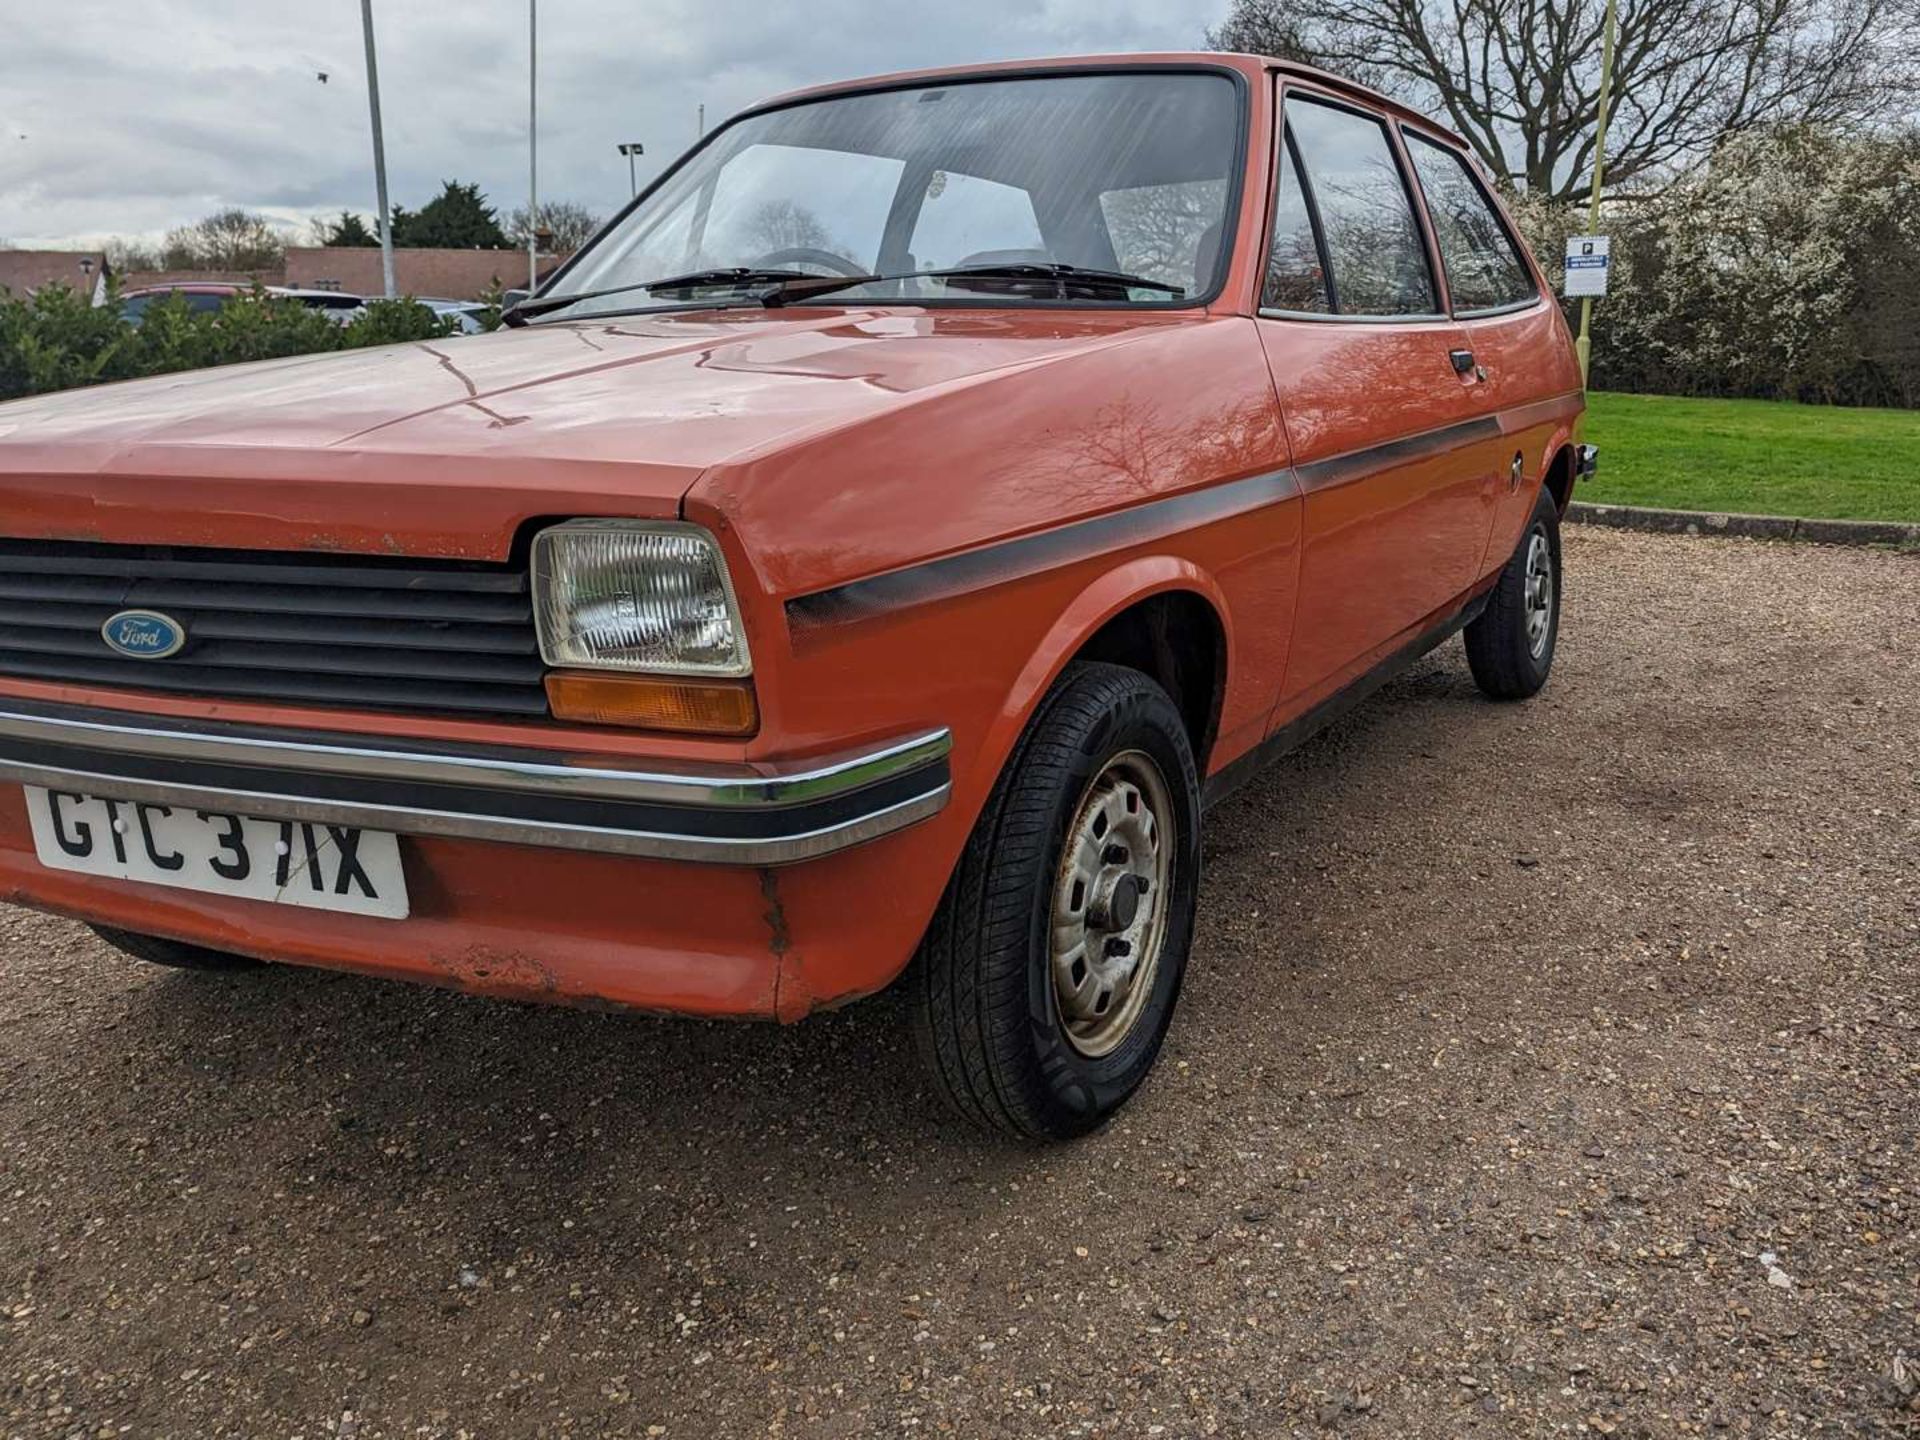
[23,787,408,920]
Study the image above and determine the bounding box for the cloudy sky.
[0,0,1226,249]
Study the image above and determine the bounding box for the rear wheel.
[1464,489,1562,699]
[89,925,262,972]
[909,662,1201,1141]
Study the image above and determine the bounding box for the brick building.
[0,251,110,303]
[283,248,569,301]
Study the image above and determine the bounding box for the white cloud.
[0,0,1222,249]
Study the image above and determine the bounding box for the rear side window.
[1404,133,1537,313]
[1280,96,1437,317]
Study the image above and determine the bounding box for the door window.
[1280,96,1437,317]
[1403,133,1537,313]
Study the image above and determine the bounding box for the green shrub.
[0,282,140,398]
[0,284,463,404]
[343,297,467,346]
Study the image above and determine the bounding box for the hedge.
[1510,126,1920,409]
[0,284,462,405]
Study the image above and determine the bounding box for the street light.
[618,141,646,198]
[1574,0,1620,386]
[360,0,396,298]
[527,0,538,290]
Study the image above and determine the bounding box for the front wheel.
[90,924,262,972]
[1464,489,1562,699]
[909,662,1201,1142]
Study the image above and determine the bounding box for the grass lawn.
[1579,391,1920,522]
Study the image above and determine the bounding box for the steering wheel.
[750,247,867,277]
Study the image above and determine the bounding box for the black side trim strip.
[1202,589,1489,810]
[787,468,1298,633]
[1294,414,1502,494]
[785,391,1570,637]
[1496,391,1583,435]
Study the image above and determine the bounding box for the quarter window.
[1261,140,1331,312]
[1404,133,1537,313]
[1280,97,1437,317]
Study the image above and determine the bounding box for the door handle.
[1449,348,1476,374]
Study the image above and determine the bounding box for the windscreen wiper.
[501,268,880,325]
[783,263,1186,304]
[503,262,1184,325]
[637,266,881,298]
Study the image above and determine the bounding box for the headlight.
[531,520,751,677]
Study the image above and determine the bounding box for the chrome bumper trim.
[0,702,952,865]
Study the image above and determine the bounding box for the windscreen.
[542,71,1241,317]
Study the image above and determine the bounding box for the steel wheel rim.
[1049,749,1176,1059]
[1523,531,1553,659]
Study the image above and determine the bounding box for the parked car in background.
[0,54,1591,1140]
[272,287,367,324]
[418,297,492,333]
[118,284,367,326]
[117,282,248,324]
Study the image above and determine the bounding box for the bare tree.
[1209,0,1920,198]
[505,201,604,253]
[1101,180,1229,289]
[160,208,286,270]
[102,238,163,272]
[743,199,846,258]
[1209,0,1375,77]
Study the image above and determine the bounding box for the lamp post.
[618,141,646,198]
[359,0,396,298]
[527,0,539,290]
[1574,0,1619,386]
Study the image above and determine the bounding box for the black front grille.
[0,539,549,719]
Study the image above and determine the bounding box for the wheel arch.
[963,557,1234,804]
[1543,440,1577,516]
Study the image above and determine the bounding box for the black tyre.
[89,924,263,972]
[1464,489,1562,700]
[909,662,1201,1142]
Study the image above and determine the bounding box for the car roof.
[121,283,245,297]
[754,52,1473,155]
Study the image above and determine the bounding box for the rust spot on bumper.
[423,945,560,1001]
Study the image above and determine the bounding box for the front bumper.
[0,699,951,865]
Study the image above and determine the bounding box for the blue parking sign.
[1565,235,1610,297]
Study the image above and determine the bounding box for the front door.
[1253,84,1495,708]
[1399,125,1584,574]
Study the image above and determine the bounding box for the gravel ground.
[2,527,1916,1439]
